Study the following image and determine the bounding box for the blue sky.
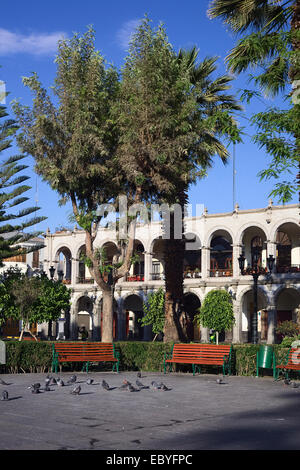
[0,0,296,233]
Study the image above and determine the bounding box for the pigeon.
[159,383,171,391]
[126,383,139,392]
[291,382,299,388]
[70,385,81,395]
[122,379,132,386]
[31,388,41,394]
[28,382,41,391]
[67,375,77,384]
[0,378,9,386]
[1,390,9,401]
[42,384,51,392]
[151,381,161,391]
[137,371,142,378]
[283,378,291,386]
[86,378,94,385]
[136,379,149,390]
[57,378,64,387]
[49,377,57,385]
[216,377,226,385]
[102,380,110,391]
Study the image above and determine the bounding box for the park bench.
[163,343,232,376]
[52,342,120,373]
[275,347,300,380]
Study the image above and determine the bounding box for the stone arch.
[122,293,145,340]
[208,228,233,278]
[54,246,72,282]
[237,222,269,246]
[183,291,201,341]
[238,285,269,343]
[270,218,300,242]
[273,285,300,343]
[204,226,235,248]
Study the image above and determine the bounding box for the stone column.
[232,301,242,343]
[201,246,210,280]
[70,302,78,340]
[71,258,77,286]
[144,252,152,282]
[267,305,277,344]
[232,244,242,278]
[116,296,125,340]
[92,298,101,341]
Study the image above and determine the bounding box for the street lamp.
[47,266,56,340]
[238,250,274,344]
[49,266,55,280]
[57,270,64,283]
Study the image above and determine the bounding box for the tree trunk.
[163,190,188,343]
[101,287,114,343]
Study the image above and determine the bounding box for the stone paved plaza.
[0,371,300,451]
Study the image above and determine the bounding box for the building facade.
[41,202,300,344]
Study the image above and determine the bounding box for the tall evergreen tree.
[0,102,46,266]
[207,0,300,202]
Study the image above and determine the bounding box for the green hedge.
[0,340,291,376]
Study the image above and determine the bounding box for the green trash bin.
[256,345,276,378]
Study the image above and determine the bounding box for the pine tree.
[0,102,46,266]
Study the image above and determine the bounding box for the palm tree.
[207,0,300,203]
[162,48,242,343]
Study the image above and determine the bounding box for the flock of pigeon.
[0,372,172,401]
[2,374,299,401]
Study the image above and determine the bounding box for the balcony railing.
[184,270,201,279]
[240,267,267,276]
[210,268,233,277]
[76,277,95,284]
[125,275,144,282]
[276,264,300,274]
[151,273,163,281]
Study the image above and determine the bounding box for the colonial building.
[41,202,300,344]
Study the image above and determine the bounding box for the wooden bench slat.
[164,343,232,376]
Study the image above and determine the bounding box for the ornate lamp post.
[49,266,55,280]
[47,266,55,340]
[238,250,275,344]
[57,270,64,283]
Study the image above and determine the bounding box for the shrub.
[276,320,300,338]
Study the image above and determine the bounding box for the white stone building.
[41,202,300,344]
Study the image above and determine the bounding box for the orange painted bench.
[275,348,300,380]
[164,343,232,376]
[52,342,120,373]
